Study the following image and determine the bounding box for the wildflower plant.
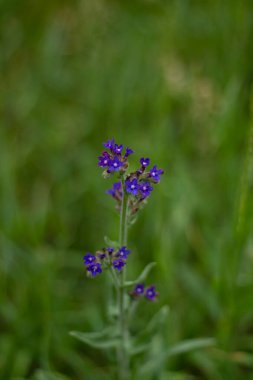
[70,139,214,379]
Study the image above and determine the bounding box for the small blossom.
[108,157,123,172]
[98,152,110,167]
[83,253,96,265]
[113,144,123,154]
[139,182,153,198]
[149,165,164,182]
[140,157,150,168]
[107,182,122,197]
[125,178,139,196]
[134,283,145,296]
[117,246,131,259]
[103,139,115,151]
[107,247,114,255]
[113,258,126,271]
[98,253,106,260]
[145,285,158,301]
[87,263,102,277]
[125,147,134,157]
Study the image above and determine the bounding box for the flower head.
[139,182,153,198]
[134,283,145,296]
[125,147,134,157]
[117,246,131,259]
[107,247,114,255]
[113,144,123,155]
[140,157,150,168]
[125,178,139,196]
[108,156,123,172]
[87,263,102,277]
[149,165,164,182]
[83,253,96,265]
[107,182,122,197]
[103,139,115,151]
[145,285,158,301]
[98,152,110,167]
[113,258,126,271]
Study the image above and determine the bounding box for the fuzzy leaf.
[139,305,170,337]
[104,236,120,249]
[139,337,215,375]
[123,262,157,287]
[70,330,120,350]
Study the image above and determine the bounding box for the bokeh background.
[1,0,253,379]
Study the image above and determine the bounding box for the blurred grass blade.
[70,330,120,349]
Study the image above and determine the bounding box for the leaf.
[33,369,70,380]
[140,305,170,337]
[139,337,215,375]
[69,330,120,350]
[104,236,120,249]
[123,262,157,287]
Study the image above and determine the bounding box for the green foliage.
[1,0,253,379]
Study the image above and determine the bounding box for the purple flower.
[107,182,122,197]
[140,157,150,168]
[145,285,158,301]
[125,178,139,196]
[139,182,153,198]
[87,263,102,277]
[113,144,123,154]
[113,259,126,271]
[98,253,106,260]
[108,156,123,172]
[98,152,110,167]
[125,147,134,157]
[83,253,96,265]
[117,246,131,259]
[134,283,145,296]
[149,165,164,182]
[103,139,115,151]
[107,247,114,255]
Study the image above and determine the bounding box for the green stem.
[117,177,129,380]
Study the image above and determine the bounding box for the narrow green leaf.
[123,262,157,287]
[139,337,215,375]
[70,331,120,350]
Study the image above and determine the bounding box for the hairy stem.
[117,177,129,380]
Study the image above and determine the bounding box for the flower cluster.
[129,283,159,301]
[100,139,164,214]
[98,139,134,175]
[83,246,131,277]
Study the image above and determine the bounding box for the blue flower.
[107,247,114,255]
[117,246,131,259]
[145,285,158,301]
[87,263,102,277]
[107,182,122,197]
[134,283,145,296]
[149,165,164,181]
[113,259,126,271]
[140,157,150,168]
[108,157,123,172]
[83,253,96,265]
[139,182,153,198]
[125,178,139,196]
[103,139,115,151]
[113,144,123,154]
[98,152,110,167]
[125,147,134,157]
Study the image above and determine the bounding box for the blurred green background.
[1,0,253,379]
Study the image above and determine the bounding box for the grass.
[1,0,253,378]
